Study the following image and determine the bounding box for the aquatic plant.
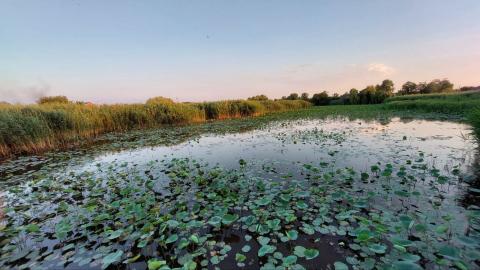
[0,99,310,158]
[0,152,478,269]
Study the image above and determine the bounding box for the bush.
[38,96,69,104]
[146,96,175,105]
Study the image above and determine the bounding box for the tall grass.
[0,99,310,158]
[385,91,480,103]
[469,108,480,138]
[384,91,480,115]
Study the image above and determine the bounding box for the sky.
[1,0,479,103]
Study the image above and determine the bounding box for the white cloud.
[367,63,395,76]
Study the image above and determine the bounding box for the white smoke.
[0,80,51,104]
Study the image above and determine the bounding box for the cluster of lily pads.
[1,150,479,269]
[273,126,347,145]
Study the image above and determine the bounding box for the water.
[80,117,476,187]
[0,116,479,270]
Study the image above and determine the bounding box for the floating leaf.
[286,229,298,241]
[304,249,319,260]
[369,243,387,254]
[102,250,123,269]
[437,245,460,261]
[392,261,422,270]
[241,245,251,253]
[165,234,178,244]
[334,261,349,270]
[294,246,306,257]
[258,245,276,257]
[222,214,239,225]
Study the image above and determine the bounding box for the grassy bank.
[384,91,480,115]
[0,99,310,158]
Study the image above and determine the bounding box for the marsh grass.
[469,108,480,137]
[0,100,310,157]
[384,91,480,114]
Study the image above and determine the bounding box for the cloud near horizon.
[367,63,395,76]
[0,80,51,104]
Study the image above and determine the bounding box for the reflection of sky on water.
[81,118,475,179]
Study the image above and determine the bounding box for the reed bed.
[0,99,310,158]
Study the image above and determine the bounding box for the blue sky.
[1,0,479,103]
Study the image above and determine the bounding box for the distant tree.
[285,93,299,100]
[417,82,429,94]
[374,79,394,103]
[146,96,175,105]
[328,93,344,105]
[413,79,454,94]
[460,86,480,92]
[248,94,269,101]
[359,86,377,104]
[0,101,11,106]
[348,88,359,104]
[426,79,453,93]
[311,91,330,106]
[330,92,347,105]
[37,96,69,104]
[300,92,309,101]
[399,81,418,95]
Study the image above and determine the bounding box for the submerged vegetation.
[0,99,310,158]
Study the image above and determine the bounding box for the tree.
[359,86,376,104]
[339,92,350,105]
[348,88,359,104]
[399,81,417,95]
[374,79,394,103]
[417,82,428,94]
[248,94,269,101]
[415,79,454,94]
[311,91,329,106]
[426,79,453,93]
[300,92,309,101]
[285,93,299,100]
[460,86,480,92]
[37,96,69,104]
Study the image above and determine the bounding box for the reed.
[0,99,310,158]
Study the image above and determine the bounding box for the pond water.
[1,116,479,270]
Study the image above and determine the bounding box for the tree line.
[248,79,460,106]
